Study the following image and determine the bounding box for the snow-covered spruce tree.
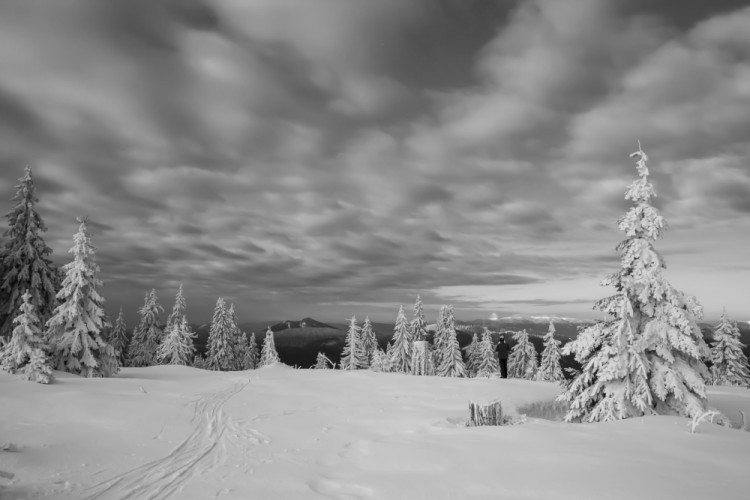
[370,348,388,372]
[46,218,118,377]
[0,290,53,383]
[227,303,246,370]
[410,294,427,342]
[464,332,481,377]
[244,332,259,369]
[314,352,332,369]
[110,307,129,366]
[559,146,711,423]
[432,305,448,369]
[389,306,412,373]
[508,329,538,380]
[538,321,564,383]
[475,330,499,378]
[206,297,236,371]
[0,167,59,340]
[259,327,280,367]
[165,283,186,334]
[360,316,378,367]
[709,311,750,387]
[157,316,196,366]
[127,289,163,367]
[340,316,367,370]
[437,305,467,377]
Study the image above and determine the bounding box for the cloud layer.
[1,0,748,324]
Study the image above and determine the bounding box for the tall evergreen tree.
[432,306,449,369]
[157,316,196,366]
[0,290,53,383]
[538,321,564,383]
[227,303,247,370]
[127,289,163,367]
[110,307,129,366]
[206,298,235,371]
[165,283,186,333]
[46,218,118,377]
[508,329,538,380]
[465,332,481,377]
[259,327,280,367]
[709,311,750,387]
[244,332,259,369]
[360,316,378,367]
[475,330,500,378]
[389,306,412,373]
[340,316,367,370]
[437,305,467,377]
[410,294,427,342]
[559,146,710,423]
[0,166,59,340]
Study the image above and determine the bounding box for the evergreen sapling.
[259,327,280,367]
[437,305,467,377]
[0,290,53,383]
[709,311,750,387]
[157,316,196,366]
[508,329,538,380]
[538,321,564,383]
[127,289,163,367]
[389,306,412,373]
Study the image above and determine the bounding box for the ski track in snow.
[83,379,268,500]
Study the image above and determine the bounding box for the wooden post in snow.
[468,399,503,426]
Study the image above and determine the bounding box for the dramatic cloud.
[0,0,748,324]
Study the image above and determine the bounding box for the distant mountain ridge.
[269,317,339,332]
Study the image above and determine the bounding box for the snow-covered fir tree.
[389,306,412,373]
[46,218,118,377]
[538,321,564,383]
[475,330,499,378]
[432,306,449,369]
[508,330,538,380]
[410,295,427,342]
[437,305,467,377]
[157,316,196,366]
[0,290,53,383]
[259,327,280,367]
[127,289,163,367]
[360,316,378,367]
[165,283,186,334]
[227,303,246,370]
[0,167,59,340]
[464,332,481,377]
[709,311,750,387]
[206,298,236,371]
[243,332,259,370]
[559,145,711,423]
[340,316,367,370]
[110,307,129,366]
[370,348,388,372]
[314,352,333,369]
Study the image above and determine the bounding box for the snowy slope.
[1,366,749,499]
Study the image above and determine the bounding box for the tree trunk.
[468,399,503,426]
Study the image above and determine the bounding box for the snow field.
[1,365,750,499]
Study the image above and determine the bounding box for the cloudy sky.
[1,0,749,325]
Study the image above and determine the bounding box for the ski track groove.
[83,379,266,500]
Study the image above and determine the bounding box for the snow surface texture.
[1,366,749,499]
